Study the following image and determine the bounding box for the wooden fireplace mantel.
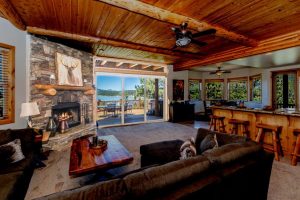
[34,84,95,96]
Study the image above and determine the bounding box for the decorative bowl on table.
[89,138,108,151]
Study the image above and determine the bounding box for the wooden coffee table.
[69,135,133,176]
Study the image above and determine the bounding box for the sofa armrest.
[10,128,39,156]
[140,140,184,167]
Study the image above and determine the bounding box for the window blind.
[0,47,9,119]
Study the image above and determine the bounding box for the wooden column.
[155,78,159,117]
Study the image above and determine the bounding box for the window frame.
[272,69,298,109]
[188,79,202,101]
[227,76,249,101]
[205,79,224,100]
[0,43,15,125]
[249,74,262,102]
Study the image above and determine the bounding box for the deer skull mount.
[61,57,79,85]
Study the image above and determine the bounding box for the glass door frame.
[96,72,167,128]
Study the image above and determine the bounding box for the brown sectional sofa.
[0,128,40,200]
[36,128,274,200]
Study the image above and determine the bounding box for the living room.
[0,1,300,200]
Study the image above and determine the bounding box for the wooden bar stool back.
[228,119,250,138]
[291,129,300,166]
[209,115,226,133]
[255,123,283,161]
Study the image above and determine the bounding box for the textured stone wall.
[30,36,94,128]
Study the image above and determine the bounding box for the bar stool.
[228,119,250,138]
[291,129,300,166]
[209,115,226,133]
[255,123,283,161]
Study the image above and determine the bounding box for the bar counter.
[211,106,300,155]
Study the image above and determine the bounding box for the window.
[205,79,224,100]
[272,70,297,108]
[228,77,248,101]
[250,74,262,102]
[188,79,201,100]
[0,43,15,125]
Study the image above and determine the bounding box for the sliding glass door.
[96,74,165,127]
[146,78,164,121]
[96,76,122,126]
[124,77,145,124]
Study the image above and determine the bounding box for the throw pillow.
[199,134,219,153]
[180,137,197,160]
[0,145,16,164]
[0,139,25,164]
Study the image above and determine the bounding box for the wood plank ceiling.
[1,0,300,71]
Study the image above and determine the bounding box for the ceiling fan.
[209,66,231,76]
[171,22,216,48]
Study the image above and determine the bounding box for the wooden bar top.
[211,106,300,117]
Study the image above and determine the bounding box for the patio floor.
[96,108,163,126]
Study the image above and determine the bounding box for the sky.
[97,76,141,91]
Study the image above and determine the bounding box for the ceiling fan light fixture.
[216,71,223,76]
[176,36,191,47]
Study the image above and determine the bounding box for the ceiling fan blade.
[209,72,216,74]
[191,39,207,47]
[171,44,178,49]
[192,29,216,38]
[223,71,231,73]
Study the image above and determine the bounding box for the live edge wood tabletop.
[69,135,133,176]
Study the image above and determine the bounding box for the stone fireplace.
[29,36,94,128]
[52,102,81,128]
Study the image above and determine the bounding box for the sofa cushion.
[0,129,12,145]
[0,171,23,200]
[10,128,36,156]
[35,178,127,200]
[140,140,184,164]
[0,145,15,164]
[0,139,25,166]
[202,141,262,166]
[195,128,247,151]
[0,152,34,174]
[199,134,218,153]
[124,155,211,198]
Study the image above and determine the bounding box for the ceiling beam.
[129,64,138,68]
[174,30,300,70]
[0,0,26,30]
[141,65,152,69]
[27,26,203,60]
[95,56,167,67]
[100,60,107,65]
[153,66,164,71]
[96,0,258,47]
[115,62,123,67]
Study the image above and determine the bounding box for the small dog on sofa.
[180,137,197,160]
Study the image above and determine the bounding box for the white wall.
[0,18,28,129]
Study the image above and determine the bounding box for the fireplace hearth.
[52,102,81,128]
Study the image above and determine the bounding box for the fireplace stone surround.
[30,36,94,129]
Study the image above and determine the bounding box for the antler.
[60,56,78,71]
[70,60,78,70]
[60,57,69,68]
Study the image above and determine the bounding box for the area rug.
[25,122,196,199]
